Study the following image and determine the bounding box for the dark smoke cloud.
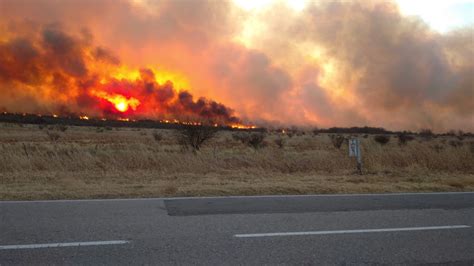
[0,23,240,124]
[42,28,88,77]
[0,0,472,130]
[93,47,120,65]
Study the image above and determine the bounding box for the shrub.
[46,131,60,141]
[232,132,266,149]
[232,133,249,143]
[432,144,444,153]
[247,133,266,149]
[449,140,463,148]
[57,125,68,132]
[374,135,390,145]
[398,133,414,145]
[330,135,345,149]
[419,128,434,140]
[274,137,284,149]
[152,131,163,142]
[176,125,217,153]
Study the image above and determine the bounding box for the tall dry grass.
[0,122,473,200]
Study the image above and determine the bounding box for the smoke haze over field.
[0,0,473,131]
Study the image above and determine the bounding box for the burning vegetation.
[0,25,249,127]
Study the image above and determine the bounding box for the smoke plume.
[0,0,472,131]
[0,23,239,124]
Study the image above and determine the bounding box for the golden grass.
[0,123,473,200]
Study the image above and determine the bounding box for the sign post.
[349,138,362,174]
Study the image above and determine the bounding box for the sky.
[233,0,474,32]
[0,0,473,131]
[396,0,473,33]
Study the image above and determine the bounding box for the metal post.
[356,143,362,175]
[349,138,362,175]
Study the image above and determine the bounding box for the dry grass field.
[0,122,473,200]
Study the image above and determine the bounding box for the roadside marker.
[349,138,362,174]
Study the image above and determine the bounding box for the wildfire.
[0,26,248,127]
[91,90,140,113]
[108,66,190,90]
[231,124,257,129]
[115,101,128,112]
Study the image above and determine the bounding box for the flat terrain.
[0,123,473,200]
[1,193,473,264]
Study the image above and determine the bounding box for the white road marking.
[234,225,471,238]
[1,191,473,204]
[0,240,129,250]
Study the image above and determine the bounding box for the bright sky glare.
[233,0,474,33]
[396,0,473,32]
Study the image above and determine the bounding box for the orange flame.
[231,124,257,129]
[91,90,140,113]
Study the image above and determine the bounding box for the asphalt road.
[1,192,473,265]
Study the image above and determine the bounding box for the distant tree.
[176,125,217,153]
